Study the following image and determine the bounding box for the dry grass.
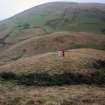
[5,27,46,43]
[0,32,105,64]
[0,33,105,105]
[0,84,105,105]
[0,48,105,75]
[0,3,105,104]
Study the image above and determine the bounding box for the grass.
[0,48,104,75]
[0,69,105,86]
[0,3,105,105]
[0,3,105,57]
[45,10,105,34]
[1,33,105,66]
[4,3,105,41]
[16,23,30,30]
[1,84,105,105]
[69,43,105,50]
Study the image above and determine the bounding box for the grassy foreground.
[0,84,105,105]
[0,49,105,105]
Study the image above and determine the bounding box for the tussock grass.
[0,70,105,86]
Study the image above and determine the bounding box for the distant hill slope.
[0,32,105,64]
[0,2,105,64]
[0,2,105,47]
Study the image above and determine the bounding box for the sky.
[0,0,105,21]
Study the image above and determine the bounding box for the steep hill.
[0,2,105,48]
[0,32,105,64]
[0,2,105,66]
[0,2,105,104]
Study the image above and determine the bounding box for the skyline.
[0,0,105,21]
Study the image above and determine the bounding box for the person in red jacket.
[58,49,65,57]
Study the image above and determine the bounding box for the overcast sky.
[0,0,105,21]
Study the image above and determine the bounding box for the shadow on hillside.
[0,71,105,86]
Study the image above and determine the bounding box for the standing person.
[58,49,65,57]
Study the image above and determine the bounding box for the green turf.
[7,4,104,35]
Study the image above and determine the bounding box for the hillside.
[0,2,105,49]
[0,2,105,105]
[0,48,105,74]
[0,48,105,86]
[0,32,105,64]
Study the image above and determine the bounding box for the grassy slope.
[10,2,105,34]
[0,3,105,104]
[0,48,105,74]
[0,2,105,45]
[0,48,105,87]
[0,2,104,57]
[0,32,105,64]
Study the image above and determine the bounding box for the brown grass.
[0,48,105,75]
[0,32,105,63]
[0,84,105,105]
[5,27,46,43]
